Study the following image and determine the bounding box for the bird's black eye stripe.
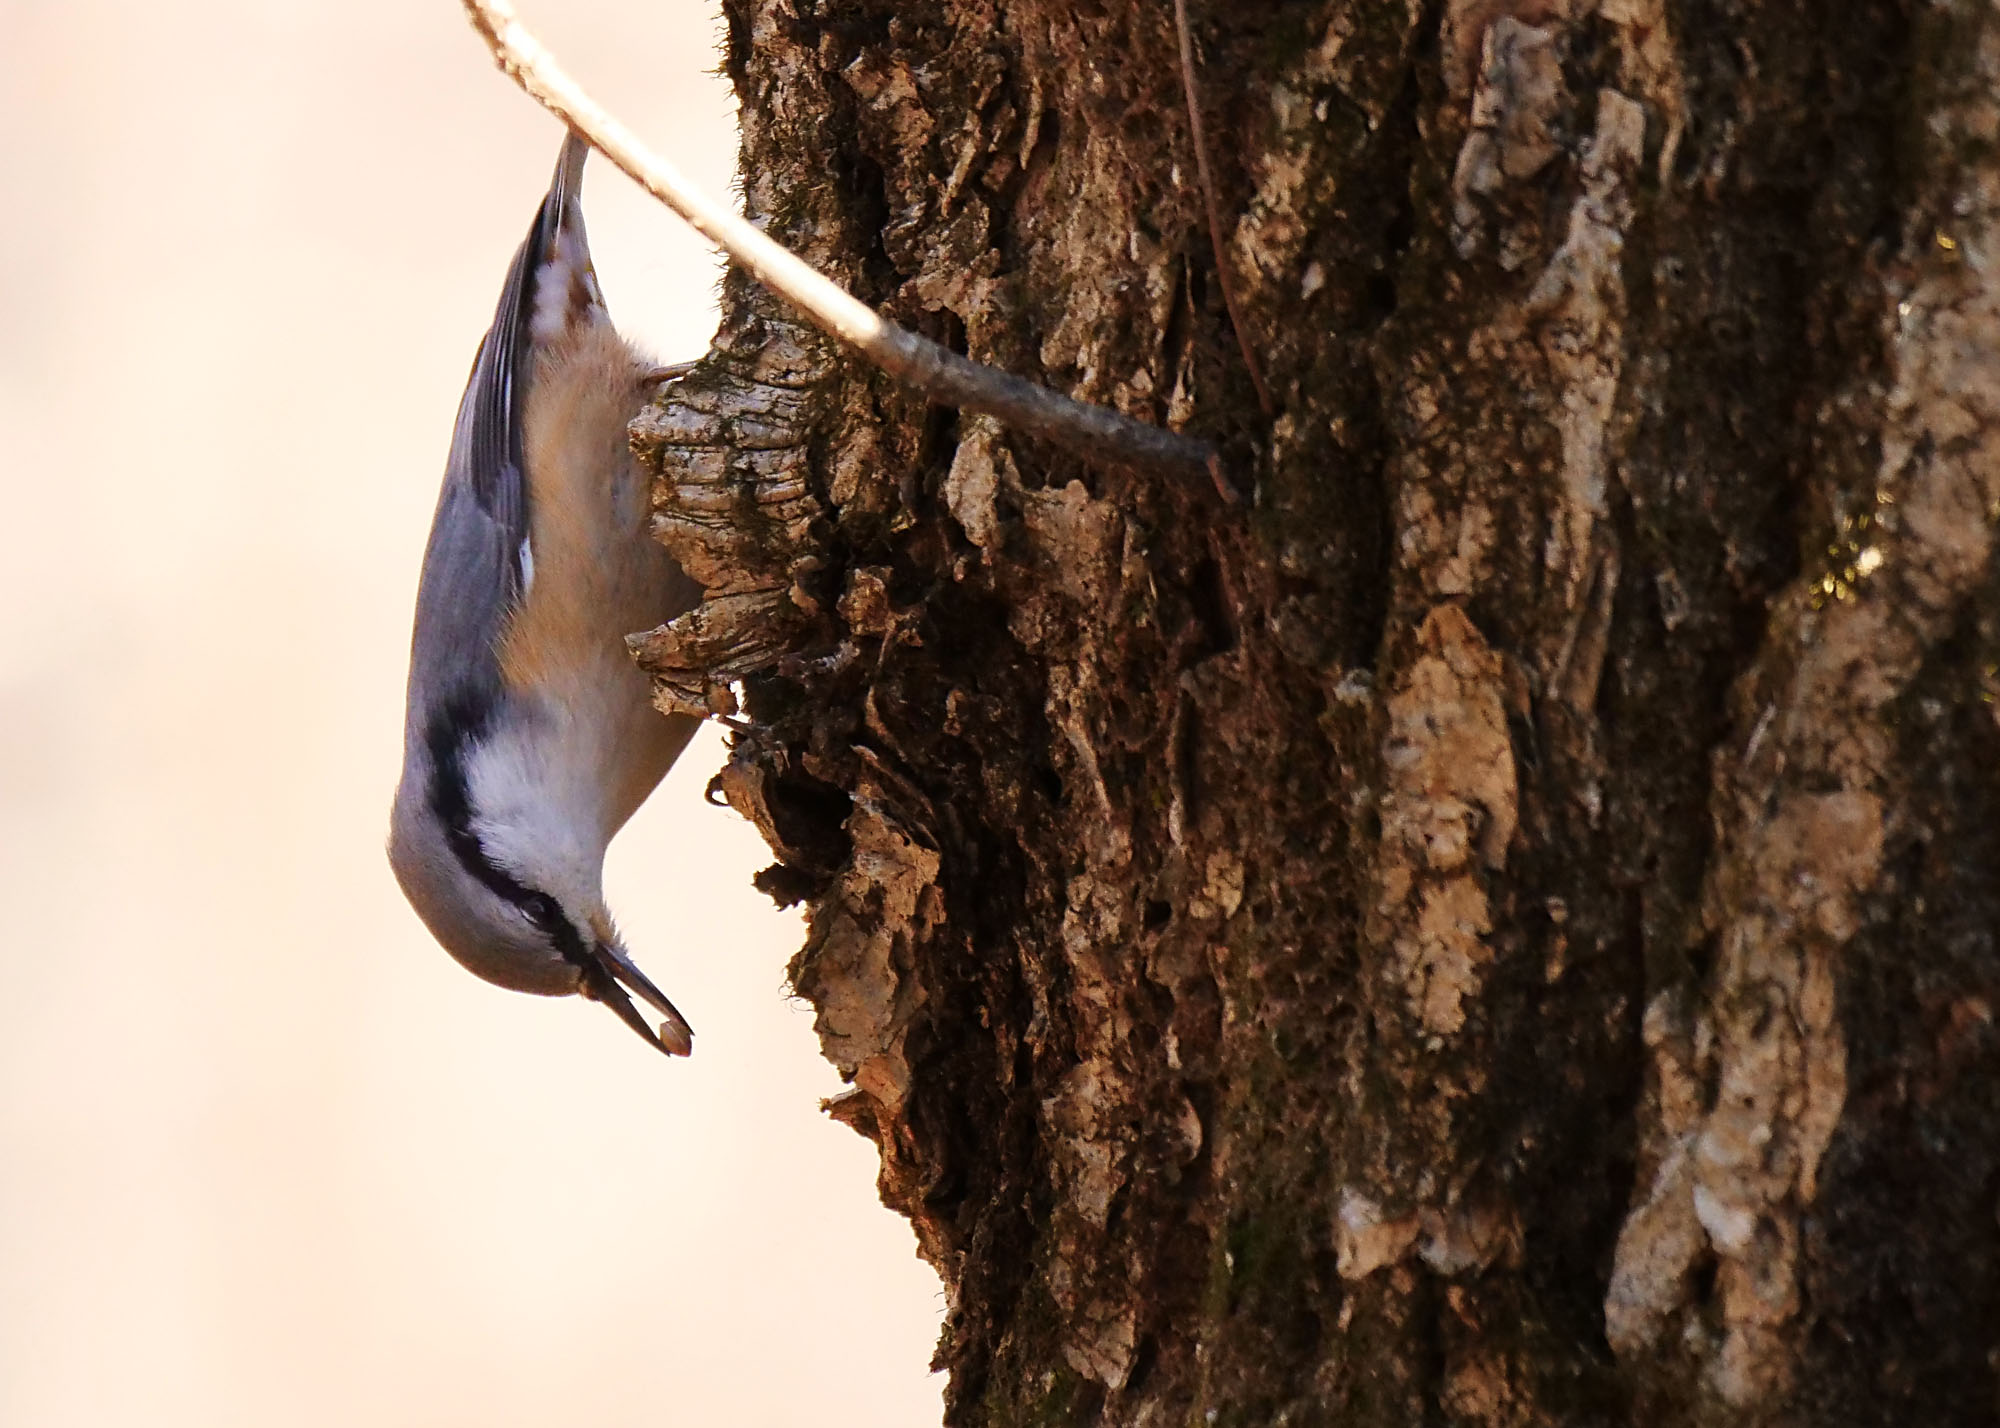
[425,688,512,898]
[424,689,591,969]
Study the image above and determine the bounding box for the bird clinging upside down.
[390,132,702,1058]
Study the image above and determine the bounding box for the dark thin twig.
[462,0,1239,503]
[1173,0,1273,418]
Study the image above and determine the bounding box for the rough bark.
[631,0,2000,1422]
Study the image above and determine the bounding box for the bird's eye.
[518,892,565,934]
[512,888,589,963]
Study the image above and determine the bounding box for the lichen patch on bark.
[1371,604,1517,1038]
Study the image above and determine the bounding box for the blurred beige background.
[0,2,944,1424]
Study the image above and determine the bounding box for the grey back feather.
[404,136,590,723]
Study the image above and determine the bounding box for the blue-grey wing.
[404,135,593,720]
[403,459,520,722]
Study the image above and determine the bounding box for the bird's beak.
[580,942,694,1058]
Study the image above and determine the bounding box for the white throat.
[462,705,613,918]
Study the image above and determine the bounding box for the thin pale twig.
[462,0,1239,503]
[1173,0,1274,418]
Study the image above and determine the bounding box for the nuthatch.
[390,133,701,1058]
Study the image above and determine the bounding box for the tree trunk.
[633,0,2000,1422]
